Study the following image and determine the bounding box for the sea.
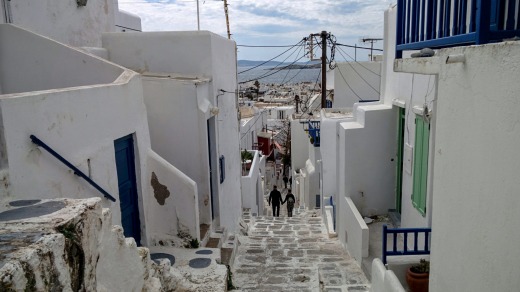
[237,66,321,85]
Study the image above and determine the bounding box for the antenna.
[360,37,383,61]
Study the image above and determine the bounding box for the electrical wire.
[279,44,305,84]
[336,64,365,101]
[330,44,380,95]
[335,45,381,77]
[246,44,304,81]
[238,39,305,74]
[336,42,384,52]
[240,104,291,141]
[239,52,309,84]
[237,44,303,48]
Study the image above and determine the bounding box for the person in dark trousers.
[268,185,282,217]
[283,175,288,188]
[289,176,292,188]
[282,189,296,217]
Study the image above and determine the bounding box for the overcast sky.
[118,0,392,61]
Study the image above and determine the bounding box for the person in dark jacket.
[283,175,288,188]
[282,189,296,217]
[268,186,282,217]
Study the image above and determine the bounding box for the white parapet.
[342,197,369,265]
[370,258,406,292]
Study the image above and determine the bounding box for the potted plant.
[406,259,429,292]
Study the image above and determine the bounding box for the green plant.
[410,259,430,274]
[241,150,253,162]
[184,238,199,249]
[57,222,79,242]
[226,265,236,290]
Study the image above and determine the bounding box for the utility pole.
[196,0,200,30]
[308,31,329,108]
[223,0,231,39]
[320,31,327,109]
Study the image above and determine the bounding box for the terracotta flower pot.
[406,267,429,292]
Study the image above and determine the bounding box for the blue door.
[114,135,141,245]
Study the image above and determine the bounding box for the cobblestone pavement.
[232,207,370,292]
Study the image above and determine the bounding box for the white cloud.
[117,0,391,60]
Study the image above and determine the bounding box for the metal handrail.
[30,135,117,202]
[382,224,431,265]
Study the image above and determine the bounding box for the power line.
[329,44,380,95]
[336,42,383,52]
[335,45,381,77]
[336,65,364,101]
[237,44,303,48]
[239,52,309,84]
[238,39,305,74]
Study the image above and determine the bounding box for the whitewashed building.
[0,0,243,249]
[317,2,520,292]
[101,30,243,235]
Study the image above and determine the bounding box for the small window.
[412,115,429,216]
[219,155,225,184]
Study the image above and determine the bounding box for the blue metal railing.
[30,135,117,202]
[308,121,320,147]
[382,224,431,265]
[396,0,520,58]
[329,196,336,231]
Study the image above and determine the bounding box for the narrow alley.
[232,202,370,291]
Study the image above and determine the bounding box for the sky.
[117,0,392,61]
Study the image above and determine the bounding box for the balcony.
[396,0,520,58]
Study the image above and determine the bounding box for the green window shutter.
[412,115,429,216]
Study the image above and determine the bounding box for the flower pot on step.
[406,267,429,292]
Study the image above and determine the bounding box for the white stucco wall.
[320,110,353,211]
[5,0,116,47]
[334,62,381,108]
[0,68,152,245]
[0,25,124,95]
[381,6,437,229]
[115,9,141,32]
[146,150,199,241]
[103,31,242,232]
[427,42,520,292]
[290,117,311,172]
[208,33,241,232]
[140,77,213,227]
[241,150,263,215]
[339,197,368,265]
[240,110,266,151]
[339,104,396,216]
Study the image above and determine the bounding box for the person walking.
[282,189,296,217]
[268,186,282,217]
[283,175,288,189]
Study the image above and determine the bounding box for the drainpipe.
[2,0,12,23]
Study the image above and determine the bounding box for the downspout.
[2,0,12,23]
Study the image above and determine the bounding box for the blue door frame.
[114,134,141,245]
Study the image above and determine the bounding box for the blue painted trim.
[30,135,117,202]
[308,121,321,147]
[219,155,225,184]
[396,33,476,51]
[396,0,520,57]
[382,224,431,265]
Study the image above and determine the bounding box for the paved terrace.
[232,207,370,291]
